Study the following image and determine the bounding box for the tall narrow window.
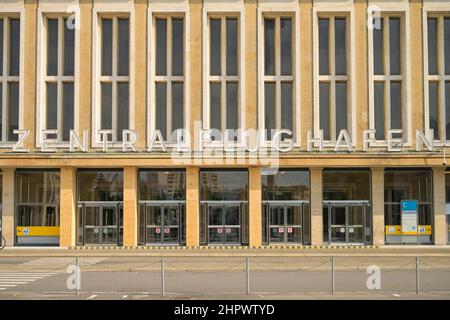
[263,16,294,140]
[0,17,20,143]
[44,17,75,142]
[208,16,239,137]
[318,17,348,141]
[154,16,184,141]
[426,16,450,141]
[99,17,129,142]
[371,16,404,141]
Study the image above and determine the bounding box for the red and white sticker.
[278,227,284,233]
[155,228,161,234]
[217,228,223,234]
[225,228,231,234]
[287,227,293,233]
[164,228,170,234]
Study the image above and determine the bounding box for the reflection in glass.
[210,82,221,130]
[280,18,292,76]
[319,82,330,140]
[374,82,385,140]
[9,19,20,76]
[78,170,123,201]
[101,19,112,76]
[47,19,58,76]
[172,18,183,76]
[373,18,384,75]
[200,170,248,201]
[46,83,58,130]
[389,18,401,75]
[335,82,347,136]
[264,18,275,75]
[156,18,167,76]
[117,83,129,141]
[323,170,371,201]
[210,19,221,76]
[172,82,184,134]
[139,170,185,201]
[335,18,346,75]
[265,82,275,139]
[226,18,238,76]
[118,19,129,76]
[319,18,329,75]
[101,83,112,130]
[226,82,238,130]
[155,82,167,140]
[429,82,439,140]
[8,82,19,141]
[428,18,437,75]
[262,169,310,201]
[390,82,402,130]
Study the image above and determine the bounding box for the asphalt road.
[0,255,449,299]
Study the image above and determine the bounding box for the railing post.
[416,256,420,294]
[246,257,250,295]
[161,257,165,296]
[331,257,335,294]
[76,257,79,296]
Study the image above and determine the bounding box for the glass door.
[101,207,118,244]
[162,206,180,244]
[328,204,367,244]
[269,206,285,243]
[84,206,100,244]
[144,204,182,245]
[265,203,304,244]
[82,205,120,245]
[207,204,241,244]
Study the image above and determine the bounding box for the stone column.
[371,167,385,246]
[1,168,15,247]
[310,167,323,245]
[249,166,262,247]
[186,166,199,246]
[433,167,446,245]
[123,167,138,246]
[59,167,77,247]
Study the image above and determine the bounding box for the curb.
[68,245,379,250]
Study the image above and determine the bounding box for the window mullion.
[384,16,390,134]
[167,18,173,139]
[112,17,118,141]
[221,17,227,131]
[439,78,445,141]
[329,17,336,141]
[5,18,11,142]
[57,18,64,141]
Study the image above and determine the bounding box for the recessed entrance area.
[323,169,372,245]
[262,169,311,245]
[76,170,123,246]
[200,170,248,245]
[138,170,186,246]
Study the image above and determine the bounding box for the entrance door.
[83,205,120,245]
[207,204,241,244]
[145,205,182,245]
[267,205,303,244]
[329,204,366,244]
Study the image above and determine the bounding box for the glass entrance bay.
[323,169,372,245]
[262,169,311,245]
[138,170,186,245]
[200,170,248,245]
[76,170,123,246]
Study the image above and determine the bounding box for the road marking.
[0,272,59,291]
[87,295,97,299]
[22,257,107,266]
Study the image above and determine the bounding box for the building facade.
[0,0,449,247]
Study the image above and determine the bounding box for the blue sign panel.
[401,200,418,213]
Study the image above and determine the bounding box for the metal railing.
[0,255,449,296]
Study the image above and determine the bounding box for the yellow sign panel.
[385,225,432,235]
[16,226,60,237]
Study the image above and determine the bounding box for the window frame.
[368,2,411,147]
[0,6,24,148]
[313,6,356,148]
[92,4,135,148]
[423,7,450,145]
[202,0,245,146]
[148,1,189,147]
[257,1,300,147]
[36,7,79,147]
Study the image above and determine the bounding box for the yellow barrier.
[16,226,60,237]
[385,225,432,236]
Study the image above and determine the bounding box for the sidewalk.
[1,245,450,257]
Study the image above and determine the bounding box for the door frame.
[140,201,185,246]
[202,201,245,245]
[263,200,308,245]
[324,200,371,245]
[77,201,123,246]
